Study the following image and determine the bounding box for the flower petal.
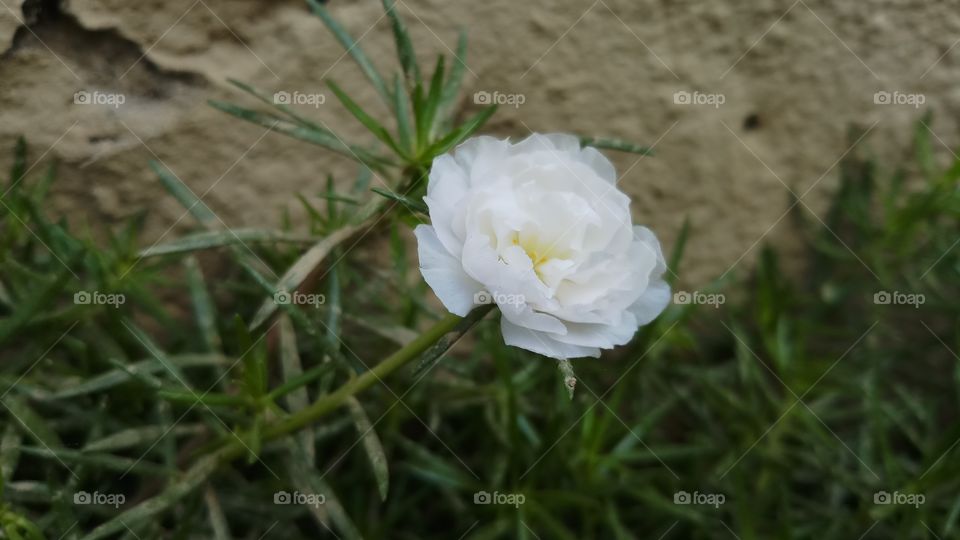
[414,225,483,316]
[630,278,671,325]
[501,318,600,359]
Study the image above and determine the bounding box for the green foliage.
[3,111,959,537]
[1,2,958,539]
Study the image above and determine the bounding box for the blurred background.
[2,1,960,539]
[3,0,958,285]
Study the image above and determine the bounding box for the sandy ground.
[1,0,958,286]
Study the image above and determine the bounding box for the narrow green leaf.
[226,78,328,132]
[351,164,374,195]
[1,423,22,481]
[83,425,204,453]
[287,439,364,540]
[183,256,222,353]
[394,74,414,155]
[0,259,77,347]
[17,446,167,477]
[418,56,446,148]
[150,161,216,226]
[209,100,394,170]
[306,0,392,106]
[157,389,248,408]
[411,304,494,378]
[382,0,421,87]
[396,436,474,490]
[438,31,469,128]
[267,362,335,404]
[327,80,406,158]
[916,112,936,182]
[235,316,266,401]
[2,397,61,449]
[80,449,222,540]
[421,105,497,159]
[47,354,228,400]
[667,216,691,286]
[124,318,188,383]
[141,229,318,258]
[580,136,654,156]
[346,397,389,501]
[277,315,316,465]
[248,224,360,330]
[203,487,232,540]
[370,187,428,214]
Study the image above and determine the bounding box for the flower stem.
[221,305,494,461]
[265,308,486,439]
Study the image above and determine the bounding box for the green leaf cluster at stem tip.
[210,0,653,205]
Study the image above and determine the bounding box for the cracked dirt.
[1,0,958,285]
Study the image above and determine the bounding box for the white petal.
[633,225,667,275]
[551,314,638,349]
[511,133,616,184]
[501,318,600,359]
[414,225,483,316]
[498,301,567,335]
[577,145,617,184]
[630,278,671,325]
[628,226,670,324]
[424,154,470,256]
[453,136,511,185]
[511,133,581,155]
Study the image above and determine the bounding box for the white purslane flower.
[414,133,670,359]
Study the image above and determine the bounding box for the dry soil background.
[1,0,958,287]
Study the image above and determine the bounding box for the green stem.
[269,311,460,437]
[222,305,492,461]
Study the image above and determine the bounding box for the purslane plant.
[1,1,662,536]
[212,0,665,360]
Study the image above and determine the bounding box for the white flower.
[414,134,670,359]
